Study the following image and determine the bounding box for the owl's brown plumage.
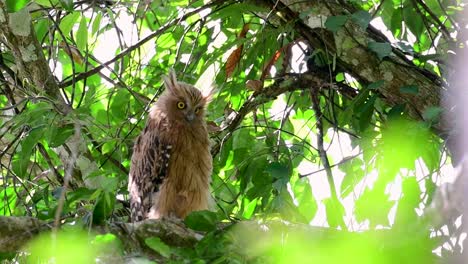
[128,70,213,222]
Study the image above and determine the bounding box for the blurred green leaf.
[59,12,80,37]
[351,10,371,29]
[323,198,345,228]
[367,80,384,90]
[368,42,392,60]
[394,177,420,227]
[185,210,218,232]
[6,0,30,12]
[325,15,349,32]
[294,178,317,223]
[12,127,44,177]
[76,17,88,51]
[27,230,98,263]
[47,124,74,147]
[391,8,403,37]
[242,198,258,219]
[34,0,58,7]
[59,0,73,11]
[403,5,424,38]
[399,85,419,94]
[339,158,365,197]
[145,237,172,258]
[355,185,393,227]
[92,191,115,225]
[92,12,103,36]
[422,106,443,123]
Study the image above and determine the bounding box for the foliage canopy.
[0,0,465,262]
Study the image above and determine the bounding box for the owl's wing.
[128,127,172,222]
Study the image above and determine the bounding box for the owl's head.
[158,70,212,125]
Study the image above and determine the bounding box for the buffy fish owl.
[128,71,213,222]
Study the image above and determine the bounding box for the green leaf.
[0,187,16,216]
[59,0,73,11]
[368,42,392,60]
[59,12,80,37]
[6,0,30,12]
[266,162,290,192]
[339,158,365,197]
[422,106,443,122]
[355,185,393,227]
[92,191,115,225]
[76,17,88,51]
[394,177,420,226]
[390,8,403,37]
[367,80,384,90]
[323,198,345,228]
[91,12,103,36]
[93,233,123,255]
[358,94,377,132]
[266,162,289,180]
[67,187,98,204]
[399,85,419,94]
[387,104,406,119]
[47,124,74,147]
[294,178,317,223]
[351,10,371,29]
[242,198,258,219]
[145,237,172,258]
[325,15,349,32]
[403,5,424,37]
[12,127,44,177]
[35,19,50,42]
[184,210,218,232]
[34,0,58,7]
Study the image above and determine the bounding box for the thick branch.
[211,72,349,156]
[0,3,69,112]
[310,88,339,196]
[270,0,443,130]
[0,216,198,255]
[0,216,439,262]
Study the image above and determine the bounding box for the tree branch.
[211,72,344,156]
[0,216,198,257]
[0,3,69,112]
[268,0,443,131]
[58,0,227,88]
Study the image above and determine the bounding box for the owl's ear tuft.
[202,87,216,104]
[162,69,178,93]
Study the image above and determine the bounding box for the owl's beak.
[185,112,195,122]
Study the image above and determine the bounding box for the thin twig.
[37,143,64,185]
[309,87,338,200]
[53,123,81,230]
[59,0,226,88]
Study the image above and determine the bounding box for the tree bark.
[0,216,198,257]
[0,215,439,262]
[0,1,69,112]
[267,0,443,130]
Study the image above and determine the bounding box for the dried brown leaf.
[225,23,250,78]
[225,46,243,78]
[59,41,83,65]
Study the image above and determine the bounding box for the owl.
[128,70,213,222]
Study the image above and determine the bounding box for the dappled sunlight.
[0,0,464,262]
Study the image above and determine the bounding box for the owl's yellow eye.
[194,107,201,114]
[177,101,186,109]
